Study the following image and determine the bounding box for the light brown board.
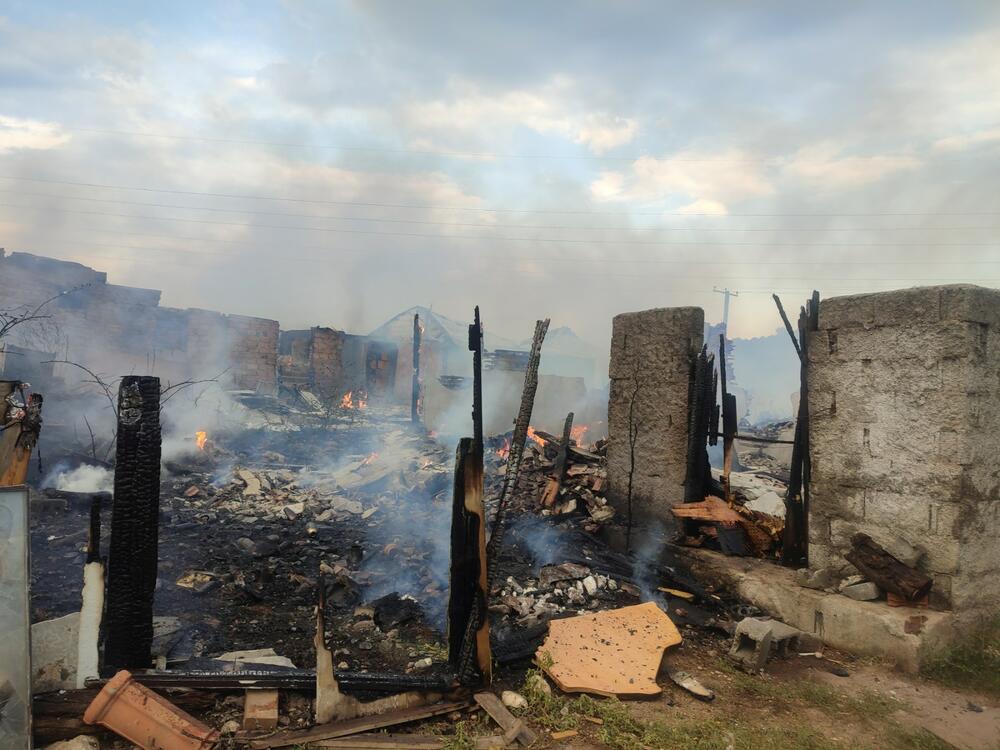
[536,602,681,697]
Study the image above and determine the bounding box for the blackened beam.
[710,432,795,445]
[468,306,484,455]
[85,670,458,693]
[104,375,161,671]
[486,318,549,588]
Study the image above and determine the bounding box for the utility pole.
[713,287,739,334]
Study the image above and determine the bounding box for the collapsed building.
[4,247,998,748]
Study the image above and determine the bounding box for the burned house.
[605,284,1000,670]
[277,327,398,402]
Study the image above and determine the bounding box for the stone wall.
[808,285,1000,614]
[606,307,703,528]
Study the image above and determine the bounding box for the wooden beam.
[474,693,537,747]
[248,701,471,749]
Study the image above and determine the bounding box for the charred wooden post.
[448,308,491,684]
[447,438,490,685]
[541,412,574,507]
[470,306,484,454]
[683,347,716,501]
[0,381,43,486]
[77,495,104,688]
[773,292,818,566]
[411,313,422,423]
[486,318,549,585]
[719,334,737,505]
[846,533,932,600]
[104,375,161,671]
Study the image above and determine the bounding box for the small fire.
[497,437,511,460]
[341,390,368,410]
[527,426,546,447]
[195,431,207,450]
[360,451,379,467]
[570,424,589,444]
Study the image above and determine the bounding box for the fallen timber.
[248,701,471,749]
[84,670,458,693]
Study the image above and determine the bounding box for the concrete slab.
[678,547,957,673]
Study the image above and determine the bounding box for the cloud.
[404,80,637,154]
[0,115,70,153]
[933,127,1000,153]
[574,114,637,154]
[677,198,728,216]
[590,149,773,205]
[782,143,921,188]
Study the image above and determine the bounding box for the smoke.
[42,462,113,493]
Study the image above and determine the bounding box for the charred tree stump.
[104,375,161,671]
[846,533,932,600]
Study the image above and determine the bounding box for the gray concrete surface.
[606,307,703,530]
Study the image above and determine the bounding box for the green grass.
[515,665,949,750]
[921,616,1000,698]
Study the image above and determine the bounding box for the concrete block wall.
[808,285,1000,613]
[606,307,703,528]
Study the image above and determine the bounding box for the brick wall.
[808,285,1000,614]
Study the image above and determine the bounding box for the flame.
[570,424,589,444]
[341,390,367,410]
[360,451,379,467]
[497,437,511,460]
[527,426,546,447]
[195,431,207,450]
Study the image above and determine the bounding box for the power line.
[62,125,945,165]
[2,202,998,248]
[13,242,997,285]
[4,189,998,233]
[2,175,998,217]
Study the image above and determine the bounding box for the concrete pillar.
[807,285,1000,615]
[606,307,704,530]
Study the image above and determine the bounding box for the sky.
[1,1,999,362]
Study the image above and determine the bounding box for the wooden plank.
[249,702,470,749]
[670,496,742,524]
[474,693,538,747]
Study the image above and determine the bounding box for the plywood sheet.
[536,602,681,697]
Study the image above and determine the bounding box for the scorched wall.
[808,285,1000,614]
